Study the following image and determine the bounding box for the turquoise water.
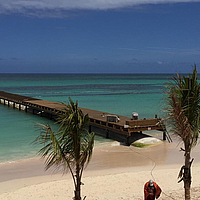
[0,73,172,163]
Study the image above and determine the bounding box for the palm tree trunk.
[184,141,191,200]
[74,127,81,200]
[184,180,191,200]
[74,166,81,200]
[74,184,81,200]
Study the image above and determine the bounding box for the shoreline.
[1,161,200,199]
[1,138,200,182]
[1,139,200,199]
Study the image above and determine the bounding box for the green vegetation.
[165,65,200,200]
[35,98,94,200]
[131,142,151,148]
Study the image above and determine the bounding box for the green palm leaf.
[165,65,200,200]
[35,98,94,200]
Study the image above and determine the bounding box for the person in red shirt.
[144,180,162,200]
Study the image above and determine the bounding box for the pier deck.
[0,91,170,144]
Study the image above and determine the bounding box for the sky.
[0,0,200,73]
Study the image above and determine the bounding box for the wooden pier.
[0,91,171,145]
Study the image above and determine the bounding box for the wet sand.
[0,138,200,199]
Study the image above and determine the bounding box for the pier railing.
[0,91,170,144]
[125,118,165,132]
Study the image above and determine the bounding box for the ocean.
[0,73,172,163]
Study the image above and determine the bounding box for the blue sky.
[0,1,200,73]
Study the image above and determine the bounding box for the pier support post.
[8,101,10,107]
[106,129,109,139]
[19,104,21,111]
[4,99,5,105]
[89,125,92,133]
[25,106,27,112]
[126,136,130,146]
[13,102,15,109]
[163,131,166,141]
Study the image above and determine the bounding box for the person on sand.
[144,180,162,200]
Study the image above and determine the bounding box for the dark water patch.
[1,73,200,83]
[0,73,179,81]
[0,84,164,92]
[34,91,163,98]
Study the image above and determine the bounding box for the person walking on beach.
[144,180,162,200]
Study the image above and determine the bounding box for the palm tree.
[35,98,94,200]
[165,65,200,200]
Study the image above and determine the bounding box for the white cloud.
[118,47,138,51]
[119,46,200,56]
[0,0,200,17]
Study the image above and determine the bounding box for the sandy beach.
[0,138,200,200]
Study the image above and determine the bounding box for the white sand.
[0,139,200,199]
[0,164,200,200]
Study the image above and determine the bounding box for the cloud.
[120,46,200,55]
[118,47,138,51]
[147,47,200,55]
[55,26,68,30]
[131,58,138,61]
[0,0,200,18]
[11,57,23,61]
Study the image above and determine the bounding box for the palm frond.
[165,65,200,149]
[79,132,95,168]
[35,98,94,178]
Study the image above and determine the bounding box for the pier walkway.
[0,91,171,145]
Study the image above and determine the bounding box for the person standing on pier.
[144,180,162,200]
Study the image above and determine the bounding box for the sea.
[0,73,173,163]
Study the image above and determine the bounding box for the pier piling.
[163,131,166,141]
[89,125,92,133]
[106,129,109,139]
[0,91,169,144]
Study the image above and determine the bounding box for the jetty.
[0,91,171,145]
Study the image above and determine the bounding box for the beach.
[0,74,200,199]
[1,0,200,198]
[0,139,200,199]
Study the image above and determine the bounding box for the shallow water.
[0,73,173,163]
